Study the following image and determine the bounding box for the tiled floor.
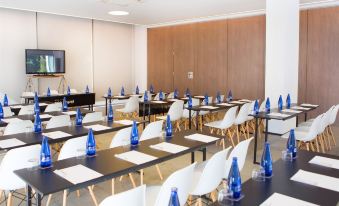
[1,116,339,206]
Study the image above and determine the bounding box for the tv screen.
[26,49,65,74]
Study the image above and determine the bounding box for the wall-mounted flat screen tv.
[26,49,65,74]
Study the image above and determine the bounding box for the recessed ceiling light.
[108,11,129,16]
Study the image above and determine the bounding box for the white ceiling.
[0,0,336,25]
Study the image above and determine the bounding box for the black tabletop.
[103,94,142,100]
[213,151,339,206]
[22,93,96,100]
[185,102,243,112]
[14,130,221,195]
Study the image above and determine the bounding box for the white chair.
[46,136,98,206]
[204,106,238,147]
[153,92,161,101]
[44,102,62,113]
[45,115,71,129]
[224,137,253,178]
[139,91,150,102]
[0,145,41,205]
[182,98,200,130]
[157,100,184,131]
[140,120,163,141]
[65,89,78,94]
[116,96,139,118]
[21,92,35,103]
[199,96,214,130]
[3,107,14,117]
[100,185,146,206]
[328,104,339,147]
[3,120,33,136]
[50,90,59,95]
[167,92,175,99]
[190,147,231,205]
[18,105,34,115]
[146,163,197,206]
[233,103,251,143]
[82,112,104,124]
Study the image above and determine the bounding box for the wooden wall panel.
[227,16,265,100]
[147,26,174,92]
[298,11,308,105]
[306,7,339,120]
[194,20,228,96]
[172,23,196,95]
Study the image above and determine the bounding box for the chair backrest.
[214,95,225,103]
[329,104,339,125]
[167,100,184,121]
[18,105,34,115]
[259,100,266,112]
[46,115,71,129]
[192,147,231,195]
[110,127,132,148]
[3,107,13,117]
[306,114,323,139]
[50,90,59,95]
[234,103,250,125]
[219,106,238,129]
[0,145,41,190]
[224,137,253,178]
[140,120,163,141]
[3,120,34,136]
[44,102,62,113]
[123,96,139,113]
[99,185,146,206]
[21,92,35,97]
[153,92,160,101]
[321,106,334,130]
[154,163,197,206]
[58,136,87,160]
[82,112,104,124]
[182,98,200,118]
[167,92,175,99]
[247,101,256,115]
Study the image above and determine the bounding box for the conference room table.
[9,103,49,115]
[0,119,143,151]
[250,104,319,164]
[14,130,221,206]
[102,94,142,115]
[0,108,93,127]
[212,151,339,206]
[22,93,96,110]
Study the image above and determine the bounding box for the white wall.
[133,26,148,92]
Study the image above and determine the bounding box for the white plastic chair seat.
[18,105,34,115]
[3,107,14,117]
[100,185,146,206]
[116,97,139,114]
[204,106,238,130]
[204,120,223,128]
[46,115,71,129]
[282,130,309,141]
[3,120,34,136]
[145,186,161,206]
[140,120,163,141]
[44,103,62,112]
[82,112,104,124]
[156,100,184,122]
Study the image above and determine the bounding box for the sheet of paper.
[301,103,319,107]
[54,164,103,185]
[1,118,23,124]
[217,103,234,107]
[151,101,167,104]
[43,131,72,140]
[309,156,339,170]
[0,138,26,148]
[199,106,219,110]
[38,114,53,119]
[282,109,302,114]
[150,142,189,154]
[290,169,339,192]
[181,97,189,100]
[194,96,205,98]
[229,101,244,104]
[267,112,290,118]
[167,99,179,102]
[185,134,219,143]
[39,103,48,106]
[291,106,311,111]
[115,151,157,165]
[10,105,23,109]
[84,124,111,132]
[114,96,126,98]
[130,94,141,97]
[114,120,136,125]
[260,193,319,206]
[62,111,77,115]
[239,99,252,103]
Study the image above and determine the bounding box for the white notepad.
[167,99,178,102]
[114,96,126,98]
[54,164,103,185]
[0,138,26,148]
[1,118,23,124]
[290,170,339,192]
[291,106,311,111]
[151,101,167,104]
[200,106,219,110]
[115,151,157,165]
[301,103,318,107]
[260,193,319,206]
[150,142,188,154]
[38,114,53,119]
[84,124,111,132]
[267,113,290,118]
[229,101,244,104]
[39,103,48,106]
[10,105,23,109]
[185,134,219,143]
[281,109,302,114]
[114,120,136,125]
[217,103,234,107]
[194,96,205,98]
[309,156,339,170]
[181,97,189,100]
[239,99,252,103]
[43,131,72,140]
[62,111,77,115]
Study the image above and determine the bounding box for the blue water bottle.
[166,115,173,137]
[204,94,209,105]
[217,92,221,103]
[144,91,149,102]
[34,99,40,114]
[86,85,90,94]
[75,108,82,126]
[150,84,154,93]
[261,143,273,177]
[168,187,180,206]
[228,157,242,199]
[188,95,192,108]
[0,103,4,119]
[3,94,8,106]
[34,112,42,133]
[174,89,178,99]
[185,88,190,97]
[67,86,71,95]
[34,92,39,102]
[121,86,125,96]
[86,129,96,156]
[136,85,139,95]
[107,103,114,122]
[254,100,259,115]
[47,87,51,97]
[159,91,163,100]
[286,94,291,109]
[287,129,297,158]
[40,136,52,168]
[278,95,283,111]
[265,97,271,113]
[227,90,233,102]
[62,97,68,112]
[107,87,112,97]
[130,121,139,147]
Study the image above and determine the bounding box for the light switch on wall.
[188,71,193,79]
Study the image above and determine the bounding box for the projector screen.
[26,49,65,74]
